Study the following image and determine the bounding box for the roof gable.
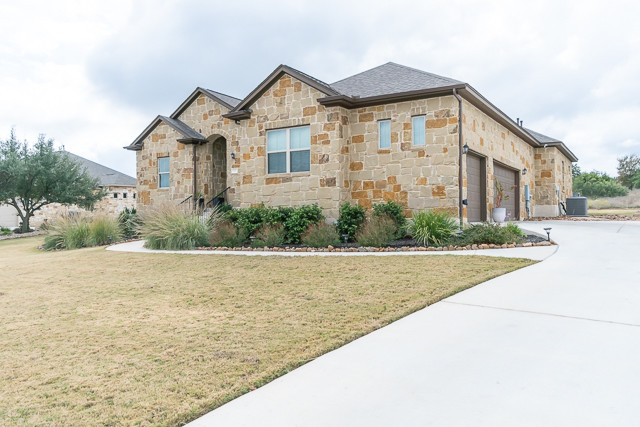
[124,115,204,150]
[171,87,242,119]
[64,152,136,187]
[228,65,340,115]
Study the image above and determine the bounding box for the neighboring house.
[125,62,577,221]
[0,152,136,229]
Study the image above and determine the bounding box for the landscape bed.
[0,236,534,426]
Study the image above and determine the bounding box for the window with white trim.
[158,157,170,188]
[379,120,391,149]
[267,126,310,174]
[412,116,425,146]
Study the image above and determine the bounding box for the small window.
[133,193,136,199]
[379,120,391,149]
[412,116,425,146]
[267,126,310,174]
[158,157,170,188]
[113,193,118,199]
[123,193,127,199]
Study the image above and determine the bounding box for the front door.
[466,153,486,222]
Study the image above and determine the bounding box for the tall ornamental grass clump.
[302,222,341,248]
[457,223,525,246]
[44,214,121,250]
[372,200,406,238]
[409,210,459,246]
[141,205,210,250]
[356,216,398,247]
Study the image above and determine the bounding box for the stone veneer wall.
[533,146,573,217]
[346,96,460,214]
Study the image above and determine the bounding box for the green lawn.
[0,237,534,426]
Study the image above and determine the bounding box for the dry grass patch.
[0,237,534,426]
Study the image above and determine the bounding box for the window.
[123,193,127,199]
[133,193,136,199]
[412,116,425,146]
[113,193,118,199]
[267,126,310,174]
[379,120,391,149]
[158,157,170,188]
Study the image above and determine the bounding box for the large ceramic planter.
[492,207,507,223]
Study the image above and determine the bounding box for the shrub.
[1,227,11,236]
[209,220,248,247]
[356,216,398,247]
[302,222,340,248]
[372,200,406,238]
[283,204,323,243]
[336,202,366,242]
[573,171,629,198]
[253,223,286,247]
[89,216,122,246]
[141,205,209,250]
[43,214,91,250]
[225,205,266,236]
[118,207,142,238]
[409,210,458,246]
[457,223,524,246]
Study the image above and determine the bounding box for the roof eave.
[170,87,236,119]
[222,110,252,121]
[318,84,467,108]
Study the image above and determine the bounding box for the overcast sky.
[2,0,639,178]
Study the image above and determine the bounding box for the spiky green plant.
[409,210,459,246]
[140,204,209,250]
[89,216,122,246]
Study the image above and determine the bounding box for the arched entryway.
[204,135,228,207]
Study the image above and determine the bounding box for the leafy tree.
[573,171,629,198]
[617,154,640,189]
[0,130,105,232]
[572,163,582,178]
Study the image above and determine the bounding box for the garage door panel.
[493,163,519,220]
[466,154,485,222]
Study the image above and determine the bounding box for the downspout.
[452,88,464,226]
[193,144,197,211]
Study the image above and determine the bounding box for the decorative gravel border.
[0,230,47,241]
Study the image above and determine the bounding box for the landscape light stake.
[544,227,552,241]
[342,233,349,243]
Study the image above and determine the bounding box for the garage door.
[493,163,519,220]
[466,153,486,222]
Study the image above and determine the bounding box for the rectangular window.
[158,157,170,188]
[267,126,310,174]
[123,193,127,198]
[379,120,391,149]
[113,193,118,199]
[412,116,425,146]
[133,193,136,199]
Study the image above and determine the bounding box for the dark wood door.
[466,153,486,222]
[494,163,519,220]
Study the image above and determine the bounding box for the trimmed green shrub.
[372,200,406,238]
[457,223,524,246]
[209,220,248,247]
[573,171,629,198]
[141,205,209,250]
[409,210,458,246]
[89,216,122,246]
[118,207,142,238]
[336,202,366,242]
[253,223,286,247]
[1,227,11,236]
[302,222,341,248]
[356,216,398,247]
[283,204,323,243]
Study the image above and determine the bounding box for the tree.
[0,131,106,232]
[572,163,582,178]
[617,154,640,189]
[573,171,629,198]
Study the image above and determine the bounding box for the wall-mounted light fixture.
[462,143,469,154]
[230,152,236,160]
[522,167,527,176]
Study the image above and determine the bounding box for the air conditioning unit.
[566,196,588,216]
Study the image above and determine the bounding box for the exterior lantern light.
[543,227,552,242]
[230,152,236,160]
[522,167,527,176]
[462,143,469,154]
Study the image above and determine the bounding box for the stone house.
[126,62,577,222]
[0,152,136,229]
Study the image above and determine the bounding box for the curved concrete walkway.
[187,221,640,426]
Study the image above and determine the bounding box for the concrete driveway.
[188,221,640,426]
